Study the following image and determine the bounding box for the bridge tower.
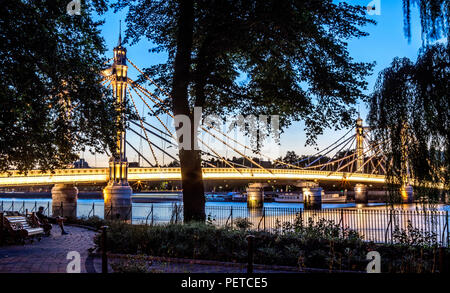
[102,27,133,220]
[355,116,364,173]
[354,117,368,204]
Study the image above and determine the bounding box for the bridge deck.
[0,168,385,186]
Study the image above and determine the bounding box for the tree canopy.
[117,0,375,144]
[113,0,376,221]
[368,43,449,202]
[0,0,116,173]
[402,0,449,43]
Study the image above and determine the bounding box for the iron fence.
[1,199,448,246]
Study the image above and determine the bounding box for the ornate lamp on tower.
[102,25,133,220]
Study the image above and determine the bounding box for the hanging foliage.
[368,43,449,203]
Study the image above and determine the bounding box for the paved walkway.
[0,225,102,273]
[0,225,301,273]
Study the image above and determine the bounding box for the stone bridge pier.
[401,184,414,203]
[51,184,78,219]
[295,181,322,210]
[246,183,268,209]
[354,184,368,204]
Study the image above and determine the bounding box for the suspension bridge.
[0,32,412,219]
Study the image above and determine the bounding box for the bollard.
[101,226,109,273]
[246,235,255,273]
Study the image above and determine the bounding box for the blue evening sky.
[85,0,426,167]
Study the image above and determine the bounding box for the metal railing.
[1,199,448,246]
[134,205,449,246]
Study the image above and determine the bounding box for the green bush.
[88,216,448,273]
[68,216,106,230]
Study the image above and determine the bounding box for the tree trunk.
[171,0,206,222]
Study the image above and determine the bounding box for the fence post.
[263,208,266,231]
[92,202,95,217]
[340,209,344,235]
[47,201,50,217]
[0,212,4,246]
[385,209,392,244]
[151,204,154,225]
[246,235,255,273]
[101,226,109,273]
[230,207,233,228]
[446,211,449,248]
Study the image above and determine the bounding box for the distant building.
[73,158,89,168]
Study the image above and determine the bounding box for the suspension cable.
[125,140,154,167]
[127,88,160,167]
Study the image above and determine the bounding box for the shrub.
[86,216,448,273]
[234,217,253,230]
[68,216,106,230]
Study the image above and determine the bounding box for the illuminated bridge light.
[0,167,386,186]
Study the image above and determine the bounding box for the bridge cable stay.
[127,88,160,167]
[101,76,113,87]
[319,135,356,171]
[128,62,346,172]
[362,131,387,174]
[303,134,356,168]
[125,60,383,176]
[207,125,305,170]
[300,136,376,171]
[303,151,357,170]
[292,127,355,165]
[128,83,238,171]
[127,58,172,98]
[128,83,176,138]
[353,148,384,174]
[129,79,271,174]
[197,127,272,174]
[127,128,179,162]
[197,138,244,174]
[334,136,358,171]
[126,61,309,170]
[128,79,171,113]
[103,58,113,66]
[371,157,386,175]
[327,140,385,176]
[128,120,177,147]
[141,119,173,138]
[362,138,377,173]
[366,142,379,173]
[125,140,154,167]
[127,82,180,164]
[199,150,250,168]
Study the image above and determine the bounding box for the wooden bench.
[2,215,44,243]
